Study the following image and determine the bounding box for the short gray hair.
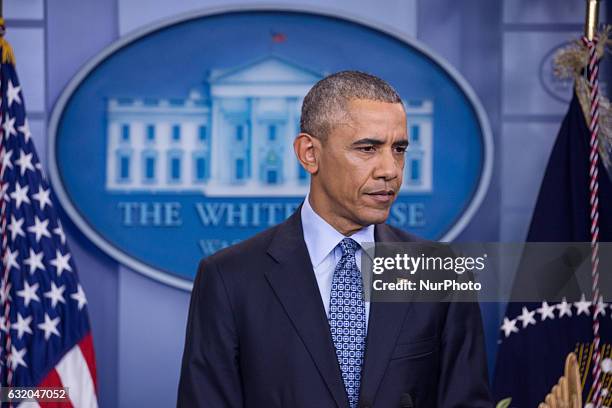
[300,70,403,140]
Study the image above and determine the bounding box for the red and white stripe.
[18,333,98,408]
[582,34,603,408]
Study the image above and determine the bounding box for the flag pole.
[583,0,602,406]
[0,0,11,389]
[585,0,600,41]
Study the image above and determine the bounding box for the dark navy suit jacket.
[177,207,493,407]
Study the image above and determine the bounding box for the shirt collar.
[301,193,375,269]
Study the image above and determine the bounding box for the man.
[178,71,492,407]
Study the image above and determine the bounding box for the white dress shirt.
[300,194,374,333]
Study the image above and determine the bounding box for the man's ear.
[294,133,320,175]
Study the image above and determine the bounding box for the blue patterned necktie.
[328,237,366,408]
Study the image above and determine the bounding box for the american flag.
[0,37,98,406]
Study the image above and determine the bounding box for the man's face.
[312,99,407,231]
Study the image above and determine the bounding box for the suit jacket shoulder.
[201,220,280,276]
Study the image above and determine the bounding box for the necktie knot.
[339,237,359,257]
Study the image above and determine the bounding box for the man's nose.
[373,148,400,180]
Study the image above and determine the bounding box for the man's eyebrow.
[351,138,410,147]
[351,138,385,146]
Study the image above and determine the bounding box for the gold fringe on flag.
[0,18,16,65]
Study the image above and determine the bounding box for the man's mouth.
[365,190,396,203]
[367,189,395,196]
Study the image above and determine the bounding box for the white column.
[106,121,118,189]
[210,100,222,184]
[249,97,259,184]
[285,98,298,184]
[133,121,143,189]
[153,123,162,188]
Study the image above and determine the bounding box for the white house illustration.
[105,56,433,196]
[403,100,433,193]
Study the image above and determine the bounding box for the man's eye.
[394,146,407,154]
[358,146,376,152]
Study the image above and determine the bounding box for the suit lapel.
[264,208,349,408]
[359,224,414,405]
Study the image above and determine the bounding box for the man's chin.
[358,207,392,226]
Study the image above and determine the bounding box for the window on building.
[410,158,421,181]
[268,125,276,141]
[236,158,245,180]
[198,125,207,142]
[236,125,244,141]
[170,157,181,181]
[144,156,156,181]
[195,156,206,181]
[267,169,278,184]
[121,124,130,142]
[410,125,420,143]
[117,153,130,182]
[172,125,181,142]
[147,124,155,142]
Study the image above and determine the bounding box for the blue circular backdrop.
[51,10,490,287]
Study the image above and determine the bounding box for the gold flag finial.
[585,0,601,41]
[0,18,15,65]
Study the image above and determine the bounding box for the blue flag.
[492,93,612,406]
